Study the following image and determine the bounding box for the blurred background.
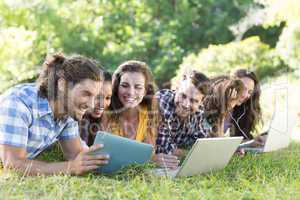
[0,0,299,137]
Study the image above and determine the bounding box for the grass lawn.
[0,73,299,200]
[1,142,300,200]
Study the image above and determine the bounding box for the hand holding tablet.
[90,131,153,174]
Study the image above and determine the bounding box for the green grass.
[1,142,300,200]
[1,72,299,199]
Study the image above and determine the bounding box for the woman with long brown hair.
[229,69,262,140]
[203,76,246,137]
[105,60,159,146]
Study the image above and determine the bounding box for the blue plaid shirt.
[0,83,79,159]
[156,89,212,154]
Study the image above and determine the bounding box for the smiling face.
[117,72,146,109]
[65,79,102,121]
[174,80,204,119]
[237,77,255,105]
[90,81,112,118]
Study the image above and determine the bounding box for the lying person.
[211,69,265,146]
[155,70,211,169]
[0,54,109,175]
[229,69,264,145]
[104,60,159,147]
[203,76,246,137]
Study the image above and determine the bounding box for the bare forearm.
[1,143,108,176]
[3,158,73,176]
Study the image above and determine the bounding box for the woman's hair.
[103,71,112,83]
[109,60,158,144]
[37,53,103,100]
[203,76,245,136]
[110,60,157,112]
[232,69,262,139]
[79,71,112,146]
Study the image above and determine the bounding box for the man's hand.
[69,144,109,175]
[153,153,179,170]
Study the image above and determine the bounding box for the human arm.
[154,120,179,169]
[0,144,109,176]
[0,96,108,176]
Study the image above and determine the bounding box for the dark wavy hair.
[37,53,103,100]
[232,69,262,139]
[203,76,245,137]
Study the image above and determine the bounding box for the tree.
[0,0,254,91]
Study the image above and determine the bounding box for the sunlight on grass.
[1,143,300,199]
[0,73,299,199]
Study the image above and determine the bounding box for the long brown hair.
[232,69,262,139]
[37,53,103,100]
[203,76,245,137]
[109,60,158,144]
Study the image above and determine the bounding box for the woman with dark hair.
[105,60,159,146]
[227,69,262,140]
[203,76,246,137]
[80,71,112,147]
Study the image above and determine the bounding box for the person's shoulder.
[1,83,37,99]
[0,83,38,110]
[156,89,175,101]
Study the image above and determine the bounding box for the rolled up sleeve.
[58,120,79,141]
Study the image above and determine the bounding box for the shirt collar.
[37,95,53,118]
[37,95,75,126]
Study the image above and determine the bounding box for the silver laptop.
[152,137,243,178]
[239,109,297,153]
[239,84,298,153]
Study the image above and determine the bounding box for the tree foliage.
[173,0,300,85]
[0,27,39,91]
[172,36,286,87]
[0,0,254,91]
[258,0,300,73]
